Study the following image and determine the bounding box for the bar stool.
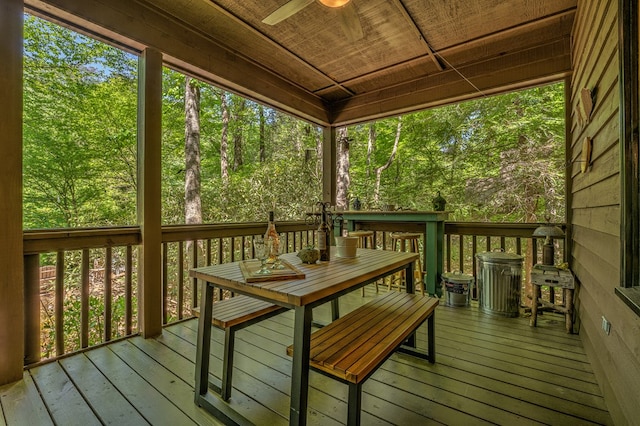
[389,232,424,295]
[348,230,378,295]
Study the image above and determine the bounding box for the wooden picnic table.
[190,247,418,426]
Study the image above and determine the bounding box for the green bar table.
[340,210,449,297]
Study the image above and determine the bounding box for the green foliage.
[348,85,565,223]
[23,15,138,229]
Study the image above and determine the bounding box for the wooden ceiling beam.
[392,0,444,71]
[317,8,574,97]
[328,38,572,126]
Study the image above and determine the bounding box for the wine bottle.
[264,211,280,263]
[317,211,331,261]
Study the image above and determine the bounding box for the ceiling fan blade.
[338,2,364,42]
[262,0,315,25]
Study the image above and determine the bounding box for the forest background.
[23,15,566,232]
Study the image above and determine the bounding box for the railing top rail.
[161,220,312,242]
[23,226,141,254]
[22,221,567,254]
[445,222,567,238]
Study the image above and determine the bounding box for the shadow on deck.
[1,287,612,425]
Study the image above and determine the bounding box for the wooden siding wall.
[570,0,640,423]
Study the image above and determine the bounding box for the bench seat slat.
[310,293,407,360]
[287,291,438,384]
[193,295,284,329]
[314,293,419,364]
[336,297,438,382]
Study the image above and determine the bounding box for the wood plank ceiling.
[26,0,576,127]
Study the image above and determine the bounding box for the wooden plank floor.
[1,287,613,425]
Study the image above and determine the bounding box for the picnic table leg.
[405,263,417,348]
[195,281,214,399]
[290,305,313,426]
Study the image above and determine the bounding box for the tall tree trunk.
[366,122,376,177]
[184,76,202,226]
[374,117,402,203]
[232,97,245,171]
[220,91,230,187]
[336,127,350,210]
[259,104,266,162]
[184,77,202,308]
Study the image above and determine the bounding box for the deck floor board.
[1,289,613,425]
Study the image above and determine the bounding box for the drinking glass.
[253,237,272,275]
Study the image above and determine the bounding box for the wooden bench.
[194,295,287,400]
[287,291,438,426]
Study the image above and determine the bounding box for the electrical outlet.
[601,316,611,335]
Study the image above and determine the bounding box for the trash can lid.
[476,250,523,263]
[441,271,474,283]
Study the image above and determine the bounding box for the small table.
[340,210,448,297]
[530,265,575,333]
[190,248,418,426]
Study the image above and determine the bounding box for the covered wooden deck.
[1,288,611,425]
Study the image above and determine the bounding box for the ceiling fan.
[262,0,364,42]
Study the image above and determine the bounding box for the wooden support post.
[0,0,25,385]
[23,254,40,365]
[137,48,163,338]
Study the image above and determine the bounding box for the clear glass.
[253,237,272,275]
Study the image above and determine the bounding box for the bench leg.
[347,382,362,426]
[221,328,235,401]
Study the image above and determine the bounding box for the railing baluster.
[233,236,236,262]
[81,249,90,349]
[458,235,464,272]
[241,236,246,259]
[471,236,478,299]
[178,241,184,320]
[55,251,65,356]
[216,238,223,300]
[162,242,168,324]
[446,233,451,272]
[500,236,506,250]
[125,245,133,335]
[486,236,491,252]
[104,247,112,342]
[516,237,522,255]
[191,240,198,309]
[206,239,212,266]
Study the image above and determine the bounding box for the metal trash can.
[476,250,523,317]
[441,271,474,307]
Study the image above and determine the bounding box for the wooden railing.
[22,220,565,365]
